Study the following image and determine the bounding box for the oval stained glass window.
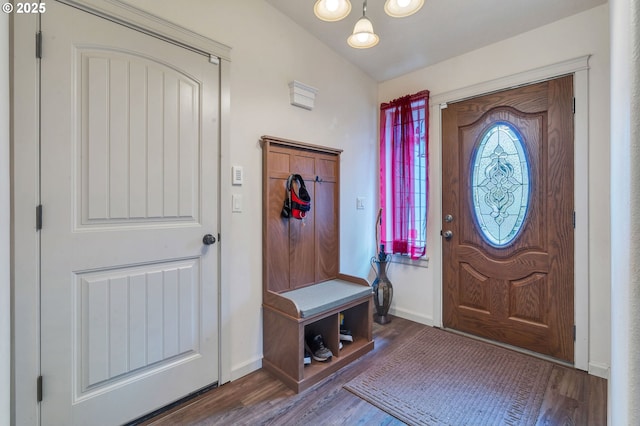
[471,123,530,247]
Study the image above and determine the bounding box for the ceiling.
[265,0,607,82]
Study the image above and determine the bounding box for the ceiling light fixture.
[347,0,379,49]
[314,0,352,22]
[384,0,424,18]
[314,0,425,49]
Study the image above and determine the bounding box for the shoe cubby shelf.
[263,294,373,393]
[261,136,374,393]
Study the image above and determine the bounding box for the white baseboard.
[389,307,434,326]
[230,356,263,381]
[588,362,610,379]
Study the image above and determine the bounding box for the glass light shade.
[384,0,425,17]
[314,0,352,22]
[347,16,379,48]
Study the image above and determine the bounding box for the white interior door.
[40,2,219,424]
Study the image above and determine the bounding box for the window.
[471,122,530,247]
[379,90,429,259]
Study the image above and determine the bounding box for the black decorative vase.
[371,249,393,325]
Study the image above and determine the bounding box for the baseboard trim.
[588,362,610,379]
[231,356,263,381]
[389,307,433,326]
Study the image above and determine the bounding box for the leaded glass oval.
[471,123,530,247]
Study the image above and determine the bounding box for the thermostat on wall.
[232,165,244,185]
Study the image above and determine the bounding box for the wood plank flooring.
[140,317,607,426]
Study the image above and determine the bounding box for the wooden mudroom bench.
[261,136,374,393]
[262,275,373,393]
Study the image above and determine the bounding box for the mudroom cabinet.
[261,135,374,393]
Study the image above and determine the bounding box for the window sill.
[390,254,429,269]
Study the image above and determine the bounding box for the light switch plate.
[232,165,243,185]
[232,194,243,212]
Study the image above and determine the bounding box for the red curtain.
[380,90,429,259]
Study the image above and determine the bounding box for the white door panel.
[40,2,219,424]
[77,259,201,393]
[79,49,202,225]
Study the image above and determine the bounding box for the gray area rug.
[344,327,553,425]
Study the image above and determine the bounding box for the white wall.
[1,9,10,426]
[378,4,611,373]
[610,0,640,422]
[122,0,379,378]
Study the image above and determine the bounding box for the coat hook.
[315,176,323,183]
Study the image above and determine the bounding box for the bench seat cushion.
[281,279,372,318]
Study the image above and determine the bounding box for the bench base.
[262,289,373,393]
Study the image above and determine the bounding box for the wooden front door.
[442,76,574,362]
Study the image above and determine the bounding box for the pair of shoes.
[339,329,353,342]
[306,334,333,362]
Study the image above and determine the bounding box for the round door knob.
[202,234,217,245]
[442,230,453,240]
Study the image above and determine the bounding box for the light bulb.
[326,0,339,12]
[314,0,351,22]
[384,0,424,17]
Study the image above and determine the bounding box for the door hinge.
[37,375,43,402]
[217,233,221,243]
[573,325,576,341]
[36,31,42,59]
[573,211,576,229]
[572,97,576,114]
[36,205,43,230]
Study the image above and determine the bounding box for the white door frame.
[430,55,591,372]
[11,1,231,423]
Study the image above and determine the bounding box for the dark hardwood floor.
[140,317,607,426]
